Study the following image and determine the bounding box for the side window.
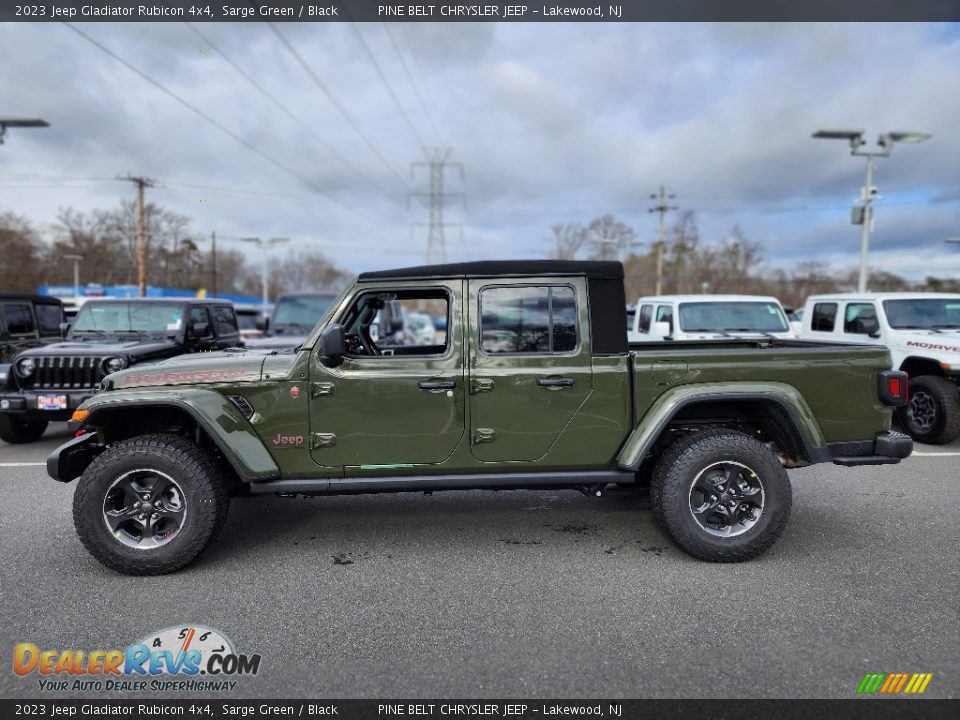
[638,304,653,333]
[843,303,878,335]
[655,305,673,332]
[189,307,213,338]
[35,304,64,336]
[811,303,837,332]
[212,306,239,338]
[480,285,577,354]
[3,304,36,336]
[340,289,449,358]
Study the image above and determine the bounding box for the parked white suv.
[798,293,960,444]
[629,295,796,343]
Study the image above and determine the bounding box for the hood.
[108,350,270,390]
[18,338,180,358]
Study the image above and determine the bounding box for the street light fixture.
[240,237,290,309]
[813,128,931,293]
[0,117,49,144]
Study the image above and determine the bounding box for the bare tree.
[549,222,587,260]
[585,215,637,261]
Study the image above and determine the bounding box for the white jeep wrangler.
[628,295,796,343]
[798,293,960,444]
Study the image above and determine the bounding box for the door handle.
[418,380,456,391]
[536,377,574,389]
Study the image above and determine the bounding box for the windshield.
[70,302,183,336]
[883,299,960,329]
[235,311,260,331]
[678,301,790,333]
[272,294,336,332]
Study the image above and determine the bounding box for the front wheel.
[651,429,792,562]
[897,375,960,445]
[72,434,229,575]
[0,414,48,444]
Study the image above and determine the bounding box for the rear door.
[467,277,592,462]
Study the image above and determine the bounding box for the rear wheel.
[73,434,229,575]
[897,375,960,445]
[0,414,48,444]
[651,428,792,562]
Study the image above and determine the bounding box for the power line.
[346,20,428,153]
[266,22,409,190]
[382,23,445,146]
[185,23,395,202]
[64,22,358,216]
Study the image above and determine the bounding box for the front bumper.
[830,430,913,466]
[0,390,95,421]
[47,432,99,482]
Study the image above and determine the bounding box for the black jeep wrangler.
[0,298,242,443]
[0,293,65,364]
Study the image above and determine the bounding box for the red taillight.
[878,371,908,407]
[888,377,901,397]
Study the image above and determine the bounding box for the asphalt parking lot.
[1,424,957,699]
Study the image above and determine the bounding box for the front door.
[309,280,465,471]
[467,277,593,462]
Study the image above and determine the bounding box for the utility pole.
[241,237,289,308]
[410,147,464,264]
[118,174,158,297]
[648,185,678,295]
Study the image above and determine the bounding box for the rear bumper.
[830,431,913,466]
[46,432,99,483]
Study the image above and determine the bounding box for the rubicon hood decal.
[118,367,257,388]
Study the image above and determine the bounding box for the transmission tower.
[409,148,464,264]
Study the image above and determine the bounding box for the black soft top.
[359,260,623,281]
[0,293,63,305]
[359,260,628,355]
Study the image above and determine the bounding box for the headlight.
[104,357,127,373]
[16,358,36,377]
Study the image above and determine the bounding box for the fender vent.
[227,395,255,419]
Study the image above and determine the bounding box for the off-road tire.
[651,428,792,562]
[897,375,960,445]
[0,414,48,444]
[73,434,229,575]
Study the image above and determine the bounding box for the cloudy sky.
[2,21,959,280]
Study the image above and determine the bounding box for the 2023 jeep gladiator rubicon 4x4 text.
[47,261,912,574]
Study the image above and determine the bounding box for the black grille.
[33,356,103,390]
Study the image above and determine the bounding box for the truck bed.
[627,337,893,445]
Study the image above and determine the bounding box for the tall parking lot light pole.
[241,237,289,308]
[0,117,49,144]
[64,254,82,298]
[813,129,931,293]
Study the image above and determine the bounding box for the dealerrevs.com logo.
[13,625,262,693]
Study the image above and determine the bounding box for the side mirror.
[59,321,71,339]
[190,321,211,339]
[653,321,672,338]
[860,317,879,336]
[320,323,345,361]
[256,316,269,333]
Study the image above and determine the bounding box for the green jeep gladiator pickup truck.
[47,261,912,574]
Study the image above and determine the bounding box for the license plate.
[37,395,67,410]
